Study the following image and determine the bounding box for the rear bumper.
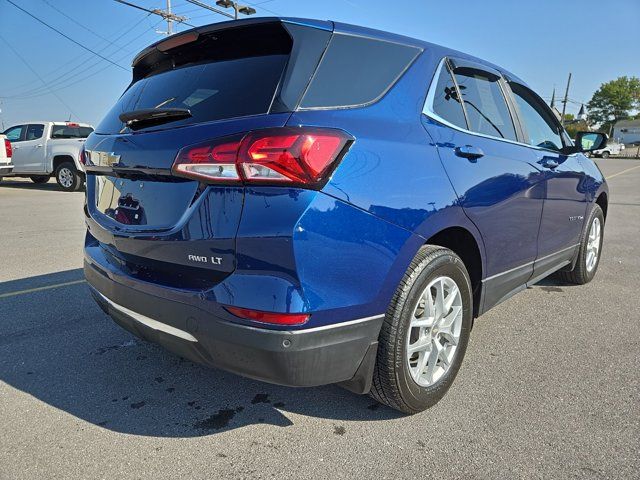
[0,165,13,175]
[85,258,383,391]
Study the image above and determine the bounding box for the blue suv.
[83,18,608,413]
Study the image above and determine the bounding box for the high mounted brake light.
[172,127,353,189]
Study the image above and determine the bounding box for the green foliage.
[565,120,588,139]
[587,76,640,130]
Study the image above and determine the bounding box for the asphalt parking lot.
[1,159,638,479]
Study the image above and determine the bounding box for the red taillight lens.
[225,306,310,326]
[172,128,352,188]
[4,139,12,159]
[79,146,86,165]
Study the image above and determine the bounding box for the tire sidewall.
[391,251,473,412]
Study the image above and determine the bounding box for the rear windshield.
[96,24,292,134]
[51,125,94,138]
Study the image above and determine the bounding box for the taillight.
[79,146,86,165]
[4,139,12,159]
[225,306,310,326]
[172,127,352,189]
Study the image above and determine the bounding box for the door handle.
[35,144,43,148]
[539,157,559,169]
[455,145,484,161]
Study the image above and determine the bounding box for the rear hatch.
[84,20,332,288]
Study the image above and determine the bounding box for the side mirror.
[575,131,608,153]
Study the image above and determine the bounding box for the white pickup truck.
[0,134,13,177]
[2,121,93,191]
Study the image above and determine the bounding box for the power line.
[4,20,164,100]
[3,15,157,98]
[0,33,80,119]
[113,0,195,30]
[1,13,151,94]
[40,0,128,50]
[184,0,235,19]
[4,0,128,71]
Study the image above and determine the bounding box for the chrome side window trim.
[423,57,578,157]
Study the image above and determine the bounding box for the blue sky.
[0,0,638,128]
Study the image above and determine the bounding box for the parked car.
[0,134,13,179]
[2,121,93,191]
[83,18,608,413]
[592,141,623,158]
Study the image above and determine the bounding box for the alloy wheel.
[586,216,601,272]
[58,167,74,188]
[406,276,463,387]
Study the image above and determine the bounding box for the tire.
[601,151,610,159]
[556,204,604,285]
[370,245,473,414]
[55,162,83,192]
[30,176,49,184]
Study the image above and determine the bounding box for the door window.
[4,125,25,142]
[26,124,45,141]
[509,83,564,152]
[426,62,468,130]
[452,67,517,141]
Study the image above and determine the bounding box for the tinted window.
[4,125,24,142]
[427,62,467,129]
[453,67,517,141]
[300,34,421,108]
[510,83,564,151]
[97,54,288,134]
[26,124,44,141]
[51,125,94,139]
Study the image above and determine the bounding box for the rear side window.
[96,24,293,134]
[300,34,421,109]
[427,62,468,130]
[453,67,517,141]
[26,124,45,141]
[4,125,25,142]
[51,125,94,139]
[510,83,564,152]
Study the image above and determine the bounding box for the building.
[612,119,640,145]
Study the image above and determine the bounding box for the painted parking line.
[606,164,640,180]
[0,279,86,299]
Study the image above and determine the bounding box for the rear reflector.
[4,139,12,159]
[225,306,310,326]
[172,127,352,189]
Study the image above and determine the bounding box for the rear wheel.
[370,245,473,414]
[55,162,82,192]
[601,151,610,159]
[30,176,49,184]
[556,204,604,285]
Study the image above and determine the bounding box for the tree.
[587,76,640,132]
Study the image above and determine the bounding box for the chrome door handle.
[539,158,559,169]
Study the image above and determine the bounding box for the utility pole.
[561,73,572,127]
[113,0,189,35]
[166,0,173,35]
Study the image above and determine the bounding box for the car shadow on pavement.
[0,179,84,192]
[0,269,402,438]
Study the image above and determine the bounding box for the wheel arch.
[595,191,608,221]
[425,226,483,318]
[52,155,76,171]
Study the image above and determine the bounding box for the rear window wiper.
[119,108,192,131]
